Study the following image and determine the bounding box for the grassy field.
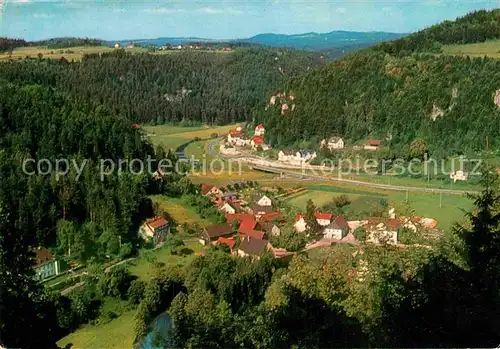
[57,241,203,348]
[150,195,213,226]
[441,39,500,59]
[283,181,473,231]
[128,241,203,282]
[144,124,239,150]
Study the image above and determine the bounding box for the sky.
[1,0,499,41]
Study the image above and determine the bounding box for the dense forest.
[0,76,193,347]
[257,9,500,157]
[0,48,324,125]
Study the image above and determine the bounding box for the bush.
[128,279,146,305]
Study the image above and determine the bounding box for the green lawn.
[127,241,203,281]
[150,195,213,226]
[57,309,137,349]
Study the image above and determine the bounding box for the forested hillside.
[378,9,500,54]
[0,48,324,125]
[258,9,500,157]
[0,77,186,347]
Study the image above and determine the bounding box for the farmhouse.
[201,183,222,197]
[139,217,170,245]
[323,215,349,240]
[200,223,234,245]
[321,137,345,150]
[365,219,399,245]
[363,140,382,151]
[237,236,270,259]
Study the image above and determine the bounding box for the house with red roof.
[215,237,237,252]
[363,139,382,151]
[365,219,399,245]
[294,212,333,233]
[139,216,170,245]
[251,136,264,149]
[254,124,265,137]
[201,183,221,197]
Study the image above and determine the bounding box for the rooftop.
[238,236,269,256]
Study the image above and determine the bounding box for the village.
[136,177,439,263]
[221,108,469,182]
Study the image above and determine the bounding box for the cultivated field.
[441,39,500,58]
[0,45,235,62]
[144,124,239,150]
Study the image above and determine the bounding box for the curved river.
[134,311,173,349]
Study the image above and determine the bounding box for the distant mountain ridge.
[240,30,407,50]
[107,30,407,52]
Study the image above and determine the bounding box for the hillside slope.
[257,10,500,157]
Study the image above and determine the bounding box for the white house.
[255,194,272,207]
[294,214,307,233]
[365,219,399,245]
[294,212,334,233]
[278,150,317,164]
[321,137,345,150]
[314,212,332,226]
[450,170,468,182]
[323,215,348,240]
[139,217,170,245]
[219,202,237,215]
[255,124,265,137]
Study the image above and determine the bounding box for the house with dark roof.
[323,215,349,240]
[260,221,281,237]
[219,201,242,215]
[33,247,61,281]
[200,223,234,245]
[140,217,170,245]
[249,203,273,217]
[237,236,270,259]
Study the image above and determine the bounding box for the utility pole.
[406,190,409,202]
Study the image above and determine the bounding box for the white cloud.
[9,0,31,4]
[336,7,347,14]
